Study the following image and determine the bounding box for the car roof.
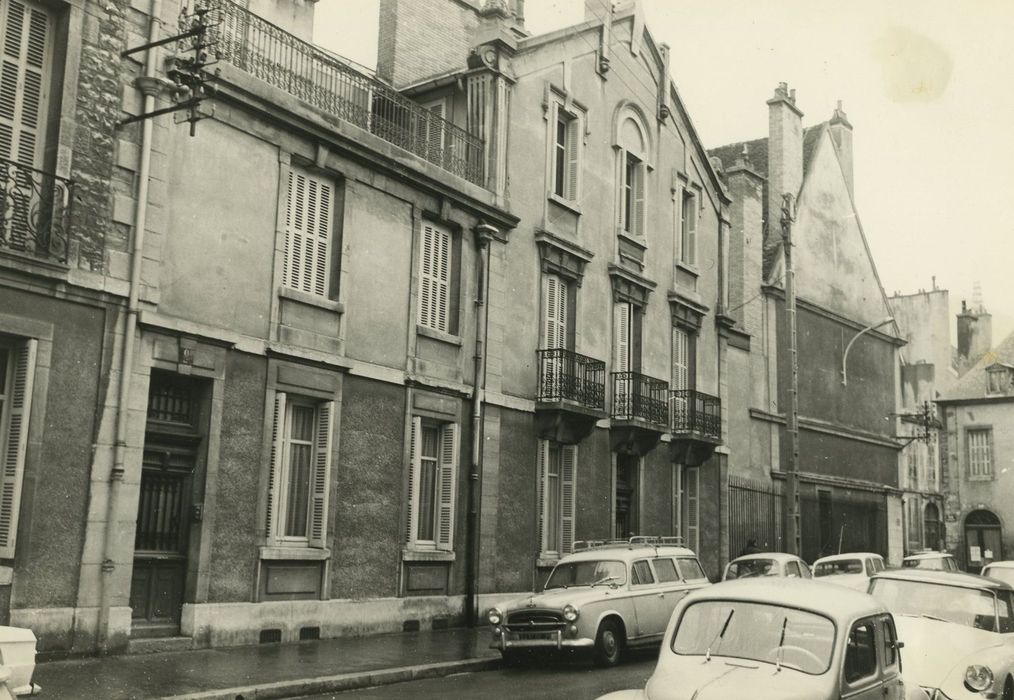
[729,552,802,564]
[685,578,887,619]
[983,561,1014,570]
[872,568,1014,591]
[560,546,697,564]
[902,551,954,560]
[814,552,882,563]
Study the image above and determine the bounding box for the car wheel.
[593,620,623,668]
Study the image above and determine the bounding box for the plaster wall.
[890,289,952,391]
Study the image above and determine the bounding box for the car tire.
[593,620,623,668]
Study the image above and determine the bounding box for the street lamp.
[841,317,894,386]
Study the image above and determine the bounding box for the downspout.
[466,223,495,626]
[98,0,162,653]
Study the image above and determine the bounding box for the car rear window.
[677,558,706,580]
[814,559,863,576]
[725,559,777,579]
[653,558,680,583]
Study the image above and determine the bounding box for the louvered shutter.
[560,445,576,555]
[406,417,421,544]
[418,223,451,333]
[308,401,334,548]
[536,439,548,554]
[685,194,697,266]
[264,392,286,541]
[686,467,699,553]
[614,302,630,372]
[543,274,567,350]
[0,0,50,167]
[565,116,579,200]
[283,167,333,297]
[423,102,445,165]
[617,153,627,230]
[672,327,688,390]
[0,339,35,558]
[632,163,645,236]
[435,423,458,550]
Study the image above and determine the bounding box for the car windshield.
[725,559,778,579]
[984,567,1014,587]
[544,560,626,589]
[672,600,835,675]
[869,578,1007,631]
[814,560,863,577]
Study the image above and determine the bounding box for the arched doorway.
[924,502,942,551]
[964,509,1003,574]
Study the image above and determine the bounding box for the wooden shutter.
[283,167,334,296]
[543,274,567,350]
[0,0,50,167]
[565,115,579,200]
[672,327,688,390]
[685,193,697,265]
[435,423,458,550]
[560,445,577,555]
[264,391,286,541]
[406,416,421,544]
[617,153,627,230]
[536,439,548,554]
[308,401,334,548]
[631,163,645,236]
[685,466,699,552]
[614,302,630,372]
[0,339,35,558]
[418,223,451,333]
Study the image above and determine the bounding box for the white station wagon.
[487,538,710,666]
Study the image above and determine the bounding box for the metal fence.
[536,349,605,410]
[0,159,73,264]
[210,0,485,186]
[729,477,780,556]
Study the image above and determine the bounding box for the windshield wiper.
[590,576,618,588]
[705,609,735,662]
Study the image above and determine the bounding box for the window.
[538,440,576,557]
[906,448,918,486]
[843,621,878,685]
[653,557,679,583]
[621,152,645,236]
[0,0,53,170]
[613,302,641,373]
[552,108,579,201]
[987,368,1011,395]
[616,113,648,237]
[881,616,900,669]
[671,326,694,425]
[0,338,35,558]
[968,428,993,478]
[542,274,569,351]
[679,189,697,266]
[631,560,654,586]
[407,418,458,550]
[676,557,706,580]
[682,466,700,553]
[266,393,334,547]
[282,165,335,298]
[417,221,457,334]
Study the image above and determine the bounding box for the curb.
[161,656,501,700]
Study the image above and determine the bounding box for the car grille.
[504,609,565,632]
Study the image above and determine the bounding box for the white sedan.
[869,568,1014,700]
[812,552,886,591]
[722,552,812,581]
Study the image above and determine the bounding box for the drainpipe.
[97,0,162,653]
[466,223,496,626]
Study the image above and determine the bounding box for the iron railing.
[537,349,605,410]
[0,159,73,264]
[669,389,721,440]
[210,0,485,186]
[611,371,669,425]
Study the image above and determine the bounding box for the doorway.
[964,509,1003,574]
[614,454,639,538]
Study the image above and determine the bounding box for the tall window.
[0,337,35,558]
[679,465,700,553]
[282,166,335,297]
[616,114,648,237]
[552,108,579,201]
[679,190,697,266]
[906,449,919,487]
[266,393,334,547]
[417,221,455,334]
[538,440,576,557]
[987,368,1011,395]
[621,152,644,236]
[407,418,458,550]
[542,274,568,350]
[612,302,641,372]
[614,454,639,539]
[968,428,993,478]
[0,0,54,169]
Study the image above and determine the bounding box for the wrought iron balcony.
[537,349,605,410]
[211,0,485,186]
[0,159,73,264]
[669,389,721,441]
[611,371,669,426]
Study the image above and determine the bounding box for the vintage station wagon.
[487,538,710,666]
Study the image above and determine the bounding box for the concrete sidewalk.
[32,627,499,699]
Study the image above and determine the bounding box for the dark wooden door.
[130,446,194,633]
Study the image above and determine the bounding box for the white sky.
[314,0,1014,346]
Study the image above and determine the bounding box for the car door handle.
[658,593,665,599]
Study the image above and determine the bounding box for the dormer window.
[986,366,1012,395]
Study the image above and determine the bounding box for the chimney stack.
[766,82,804,232]
[829,100,854,199]
[957,297,992,367]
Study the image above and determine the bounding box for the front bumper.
[490,627,595,651]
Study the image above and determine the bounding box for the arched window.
[614,107,650,238]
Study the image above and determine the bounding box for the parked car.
[902,551,959,571]
[812,552,886,591]
[722,552,812,581]
[486,537,710,667]
[868,568,1014,700]
[982,561,1014,587]
[597,578,928,700]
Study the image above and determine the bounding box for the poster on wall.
[969,545,981,563]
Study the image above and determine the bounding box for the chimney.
[585,0,615,21]
[766,82,804,231]
[723,148,765,334]
[957,298,992,366]
[829,100,854,199]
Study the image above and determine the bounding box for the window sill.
[259,545,331,561]
[617,230,647,250]
[402,548,456,562]
[416,324,463,347]
[278,286,345,313]
[548,193,582,216]
[675,261,700,277]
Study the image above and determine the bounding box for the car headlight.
[487,607,502,626]
[964,664,994,692]
[563,604,579,622]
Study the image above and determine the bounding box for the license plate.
[515,632,553,640]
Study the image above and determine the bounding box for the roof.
[872,568,1014,591]
[813,553,882,564]
[729,552,804,564]
[939,329,1014,402]
[685,578,886,619]
[561,545,696,564]
[983,560,1014,570]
